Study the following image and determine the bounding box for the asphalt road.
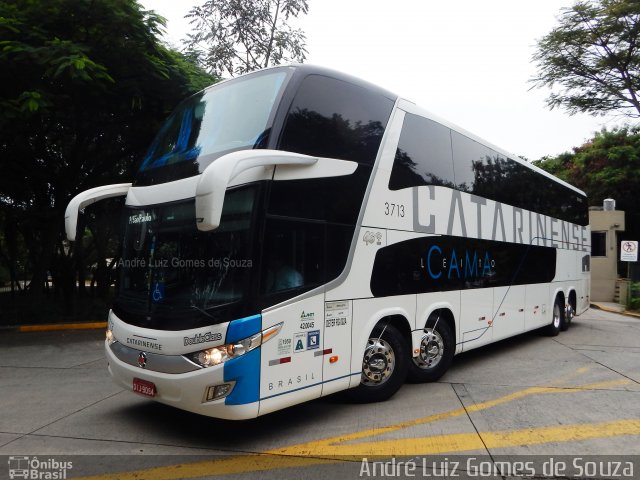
[1,308,639,479]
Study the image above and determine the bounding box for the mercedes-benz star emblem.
[137,352,147,368]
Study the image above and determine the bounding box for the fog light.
[204,383,233,402]
[106,328,115,345]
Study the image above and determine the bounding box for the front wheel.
[408,315,454,383]
[346,323,408,403]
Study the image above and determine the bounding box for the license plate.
[133,378,156,397]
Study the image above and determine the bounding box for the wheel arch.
[552,287,566,307]
[374,314,413,349]
[568,289,577,309]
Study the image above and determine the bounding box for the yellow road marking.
[272,377,631,452]
[74,376,636,480]
[74,455,335,480]
[73,419,640,480]
[293,419,640,457]
[18,322,107,332]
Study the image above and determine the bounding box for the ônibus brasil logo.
[8,456,73,479]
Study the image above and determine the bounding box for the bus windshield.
[136,69,289,185]
[115,187,257,328]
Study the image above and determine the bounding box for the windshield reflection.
[136,70,288,185]
[117,187,256,320]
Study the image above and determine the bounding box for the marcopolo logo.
[183,331,222,347]
[8,456,73,479]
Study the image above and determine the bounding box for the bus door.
[321,300,353,397]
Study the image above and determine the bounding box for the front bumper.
[105,341,259,420]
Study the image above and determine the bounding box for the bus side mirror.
[65,183,131,241]
[195,150,318,231]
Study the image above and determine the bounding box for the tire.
[346,323,408,403]
[561,301,575,331]
[407,314,455,383]
[545,297,563,336]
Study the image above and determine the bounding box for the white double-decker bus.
[65,65,590,420]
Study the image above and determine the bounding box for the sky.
[140,0,623,161]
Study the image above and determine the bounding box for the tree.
[534,127,640,240]
[531,0,640,118]
[185,0,309,77]
[0,0,215,308]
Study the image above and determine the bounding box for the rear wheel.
[561,302,574,331]
[408,314,454,383]
[346,323,408,403]
[545,297,563,336]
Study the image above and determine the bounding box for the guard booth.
[589,199,627,303]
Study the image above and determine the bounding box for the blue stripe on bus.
[224,347,260,405]
[225,314,262,344]
[259,373,360,402]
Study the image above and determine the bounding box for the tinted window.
[326,224,354,280]
[278,75,394,164]
[136,70,287,185]
[113,187,259,330]
[268,165,371,224]
[389,113,455,190]
[451,130,588,226]
[451,131,493,193]
[261,218,324,296]
[494,158,588,226]
[259,218,353,308]
[472,153,534,209]
[370,236,557,297]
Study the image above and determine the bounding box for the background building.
[589,199,626,303]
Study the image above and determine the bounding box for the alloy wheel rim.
[362,337,395,386]
[553,303,561,328]
[413,329,444,370]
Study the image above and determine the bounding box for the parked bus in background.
[65,65,590,419]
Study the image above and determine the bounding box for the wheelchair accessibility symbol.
[307,330,320,350]
[152,282,165,303]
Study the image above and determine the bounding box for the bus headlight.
[187,322,282,368]
[106,328,115,346]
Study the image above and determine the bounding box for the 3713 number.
[384,202,405,217]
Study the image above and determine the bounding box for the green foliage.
[0,0,215,193]
[531,0,640,117]
[0,0,215,303]
[629,282,640,310]
[185,0,309,77]
[534,127,640,239]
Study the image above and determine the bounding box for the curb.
[2,322,107,333]
[590,303,640,319]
